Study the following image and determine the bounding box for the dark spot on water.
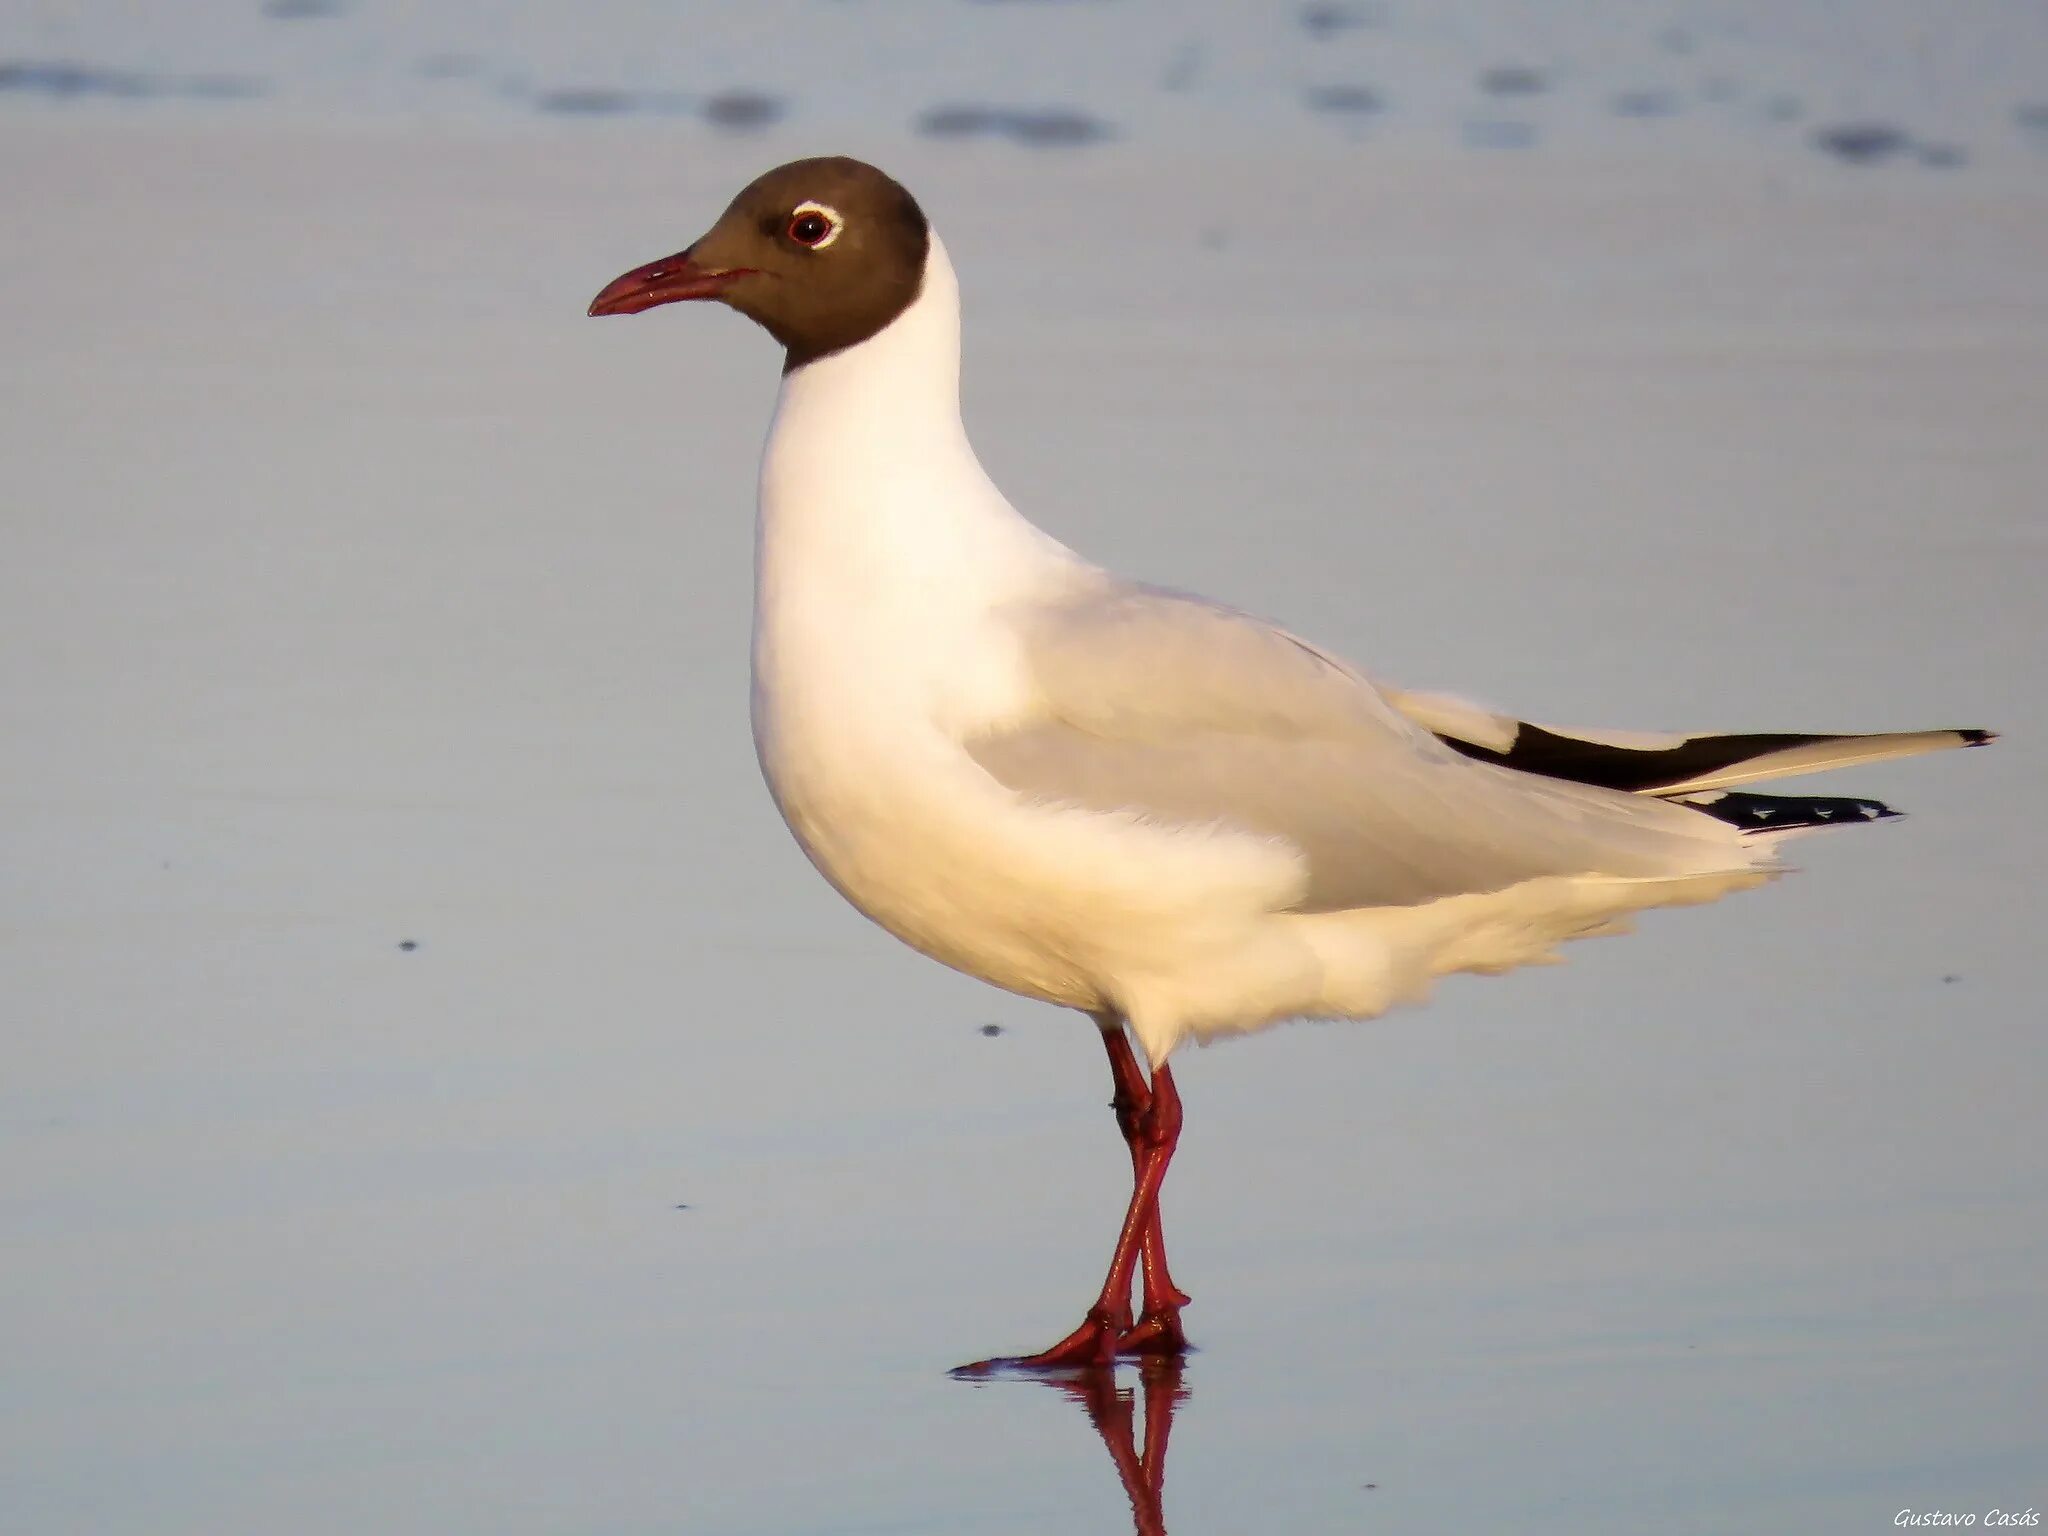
[0,60,152,98]
[1812,122,1911,165]
[1009,107,1112,146]
[916,103,1112,147]
[1363,1482,1378,1490]
[979,1023,1004,1037]
[1942,973,1961,985]
[534,86,638,116]
[1478,65,1545,97]
[1303,83,1382,116]
[674,1202,691,1211]
[1299,3,1375,39]
[0,61,263,100]
[1610,89,1679,119]
[1917,142,1967,169]
[703,90,783,131]
[262,0,347,17]
[1463,119,1536,150]
[398,939,419,952]
[920,104,993,137]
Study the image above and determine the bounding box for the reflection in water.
[995,1360,1189,1535]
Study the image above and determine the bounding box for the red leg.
[1111,1056,1191,1356]
[954,1019,1192,1375]
[1097,1028,1196,1343]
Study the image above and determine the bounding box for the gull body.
[751,232,1777,1065]
[590,157,1992,1368]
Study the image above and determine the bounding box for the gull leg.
[1110,1052,1191,1356]
[953,1018,1191,1374]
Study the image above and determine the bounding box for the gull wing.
[969,586,1763,913]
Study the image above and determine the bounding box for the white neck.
[777,228,968,434]
[754,233,1083,628]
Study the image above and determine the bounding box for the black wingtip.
[1961,729,1998,747]
[1678,790,1903,834]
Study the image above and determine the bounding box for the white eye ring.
[787,201,845,250]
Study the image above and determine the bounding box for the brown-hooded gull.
[589,157,1994,1372]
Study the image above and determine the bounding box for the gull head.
[588,156,930,371]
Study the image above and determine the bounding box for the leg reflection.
[1050,1358,1189,1536]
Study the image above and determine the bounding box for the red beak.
[587,252,755,317]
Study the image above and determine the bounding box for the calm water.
[3,5,2046,1532]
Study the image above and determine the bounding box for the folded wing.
[969,586,1774,913]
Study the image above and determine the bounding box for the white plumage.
[750,235,1797,1067]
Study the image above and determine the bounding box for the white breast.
[748,236,1124,1002]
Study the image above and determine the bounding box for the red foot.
[951,1308,1125,1376]
[1115,1307,1191,1357]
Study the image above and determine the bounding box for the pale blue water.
[5,0,2048,164]
[3,5,2046,1533]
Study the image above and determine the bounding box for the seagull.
[589,157,1994,1372]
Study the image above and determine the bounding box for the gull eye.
[786,202,843,249]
